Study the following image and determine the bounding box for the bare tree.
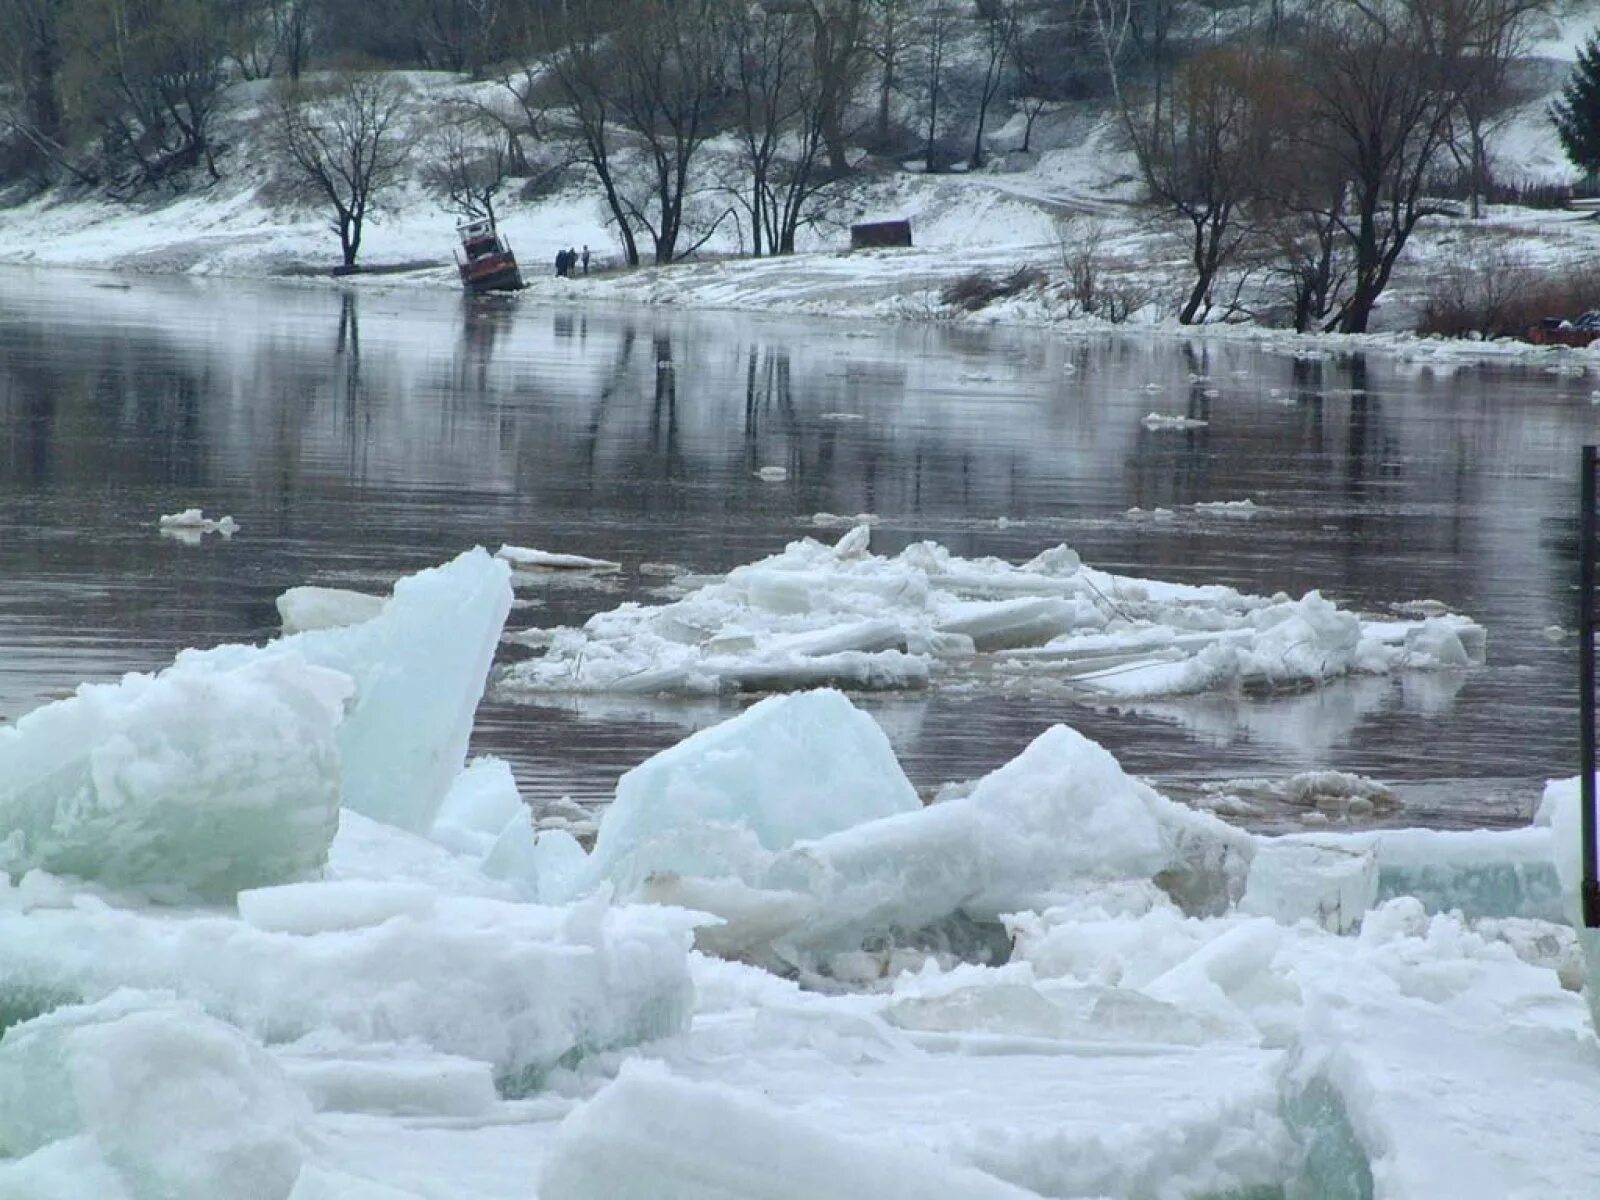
[1297,0,1469,333]
[970,0,1018,169]
[868,0,909,150]
[513,10,640,266]
[1125,41,1283,323]
[1446,0,1548,218]
[731,2,846,254]
[0,0,98,183]
[424,100,516,222]
[799,0,872,174]
[274,73,412,269]
[69,0,233,189]
[608,0,734,264]
[912,3,956,171]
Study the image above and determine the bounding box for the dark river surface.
[3,268,1597,831]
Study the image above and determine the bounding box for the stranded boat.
[1527,311,1600,348]
[455,218,525,294]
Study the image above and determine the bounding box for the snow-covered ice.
[0,990,313,1200]
[540,1060,1041,1200]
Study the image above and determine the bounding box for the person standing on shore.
[581,246,590,275]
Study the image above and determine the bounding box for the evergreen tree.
[1553,33,1600,178]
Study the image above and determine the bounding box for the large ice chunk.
[427,756,525,860]
[0,653,350,902]
[1283,900,1600,1200]
[0,889,698,1096]
[272,1042,498,1118]
[1540,776,1600,1025]
[192,548,513,833]
[0,990,313,1200]
[540,1061,1039,1200]
[1240,840,1377,934]
[1299,826,1564,923]
[620,700,1251,965]
[586,689,922,895]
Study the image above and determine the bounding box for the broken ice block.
[0,653,350,902]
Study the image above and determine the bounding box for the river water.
[2,268,1596,831]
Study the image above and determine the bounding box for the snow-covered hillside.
[2,2,1600,340]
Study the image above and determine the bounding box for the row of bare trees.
[1105,0,1550,332]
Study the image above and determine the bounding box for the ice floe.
[157,508,238,539]
[494,544,621,573]
[276,586,386,635]
[1140,412,1209,430]
[499,525,1485,702]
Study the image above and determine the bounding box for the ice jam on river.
[1,541,1597,1199]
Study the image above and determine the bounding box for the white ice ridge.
[0,879,698,1097]
[499,525,1484,700]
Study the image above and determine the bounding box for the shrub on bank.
[1416,237,1600,338]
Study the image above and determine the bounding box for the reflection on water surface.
[2,269,1596,831]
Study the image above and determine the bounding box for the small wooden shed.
[850,219,913,250]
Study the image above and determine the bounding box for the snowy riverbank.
[7,33,1600,367]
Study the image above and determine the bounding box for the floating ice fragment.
[501,528,1482,702]
[157,508,238,536]
[276,586,385,635]
[1193,498,1257,517]
[495,544,620,572]
[1142,413,1209,430]
[811,511,881,528]
[755,465,788,481]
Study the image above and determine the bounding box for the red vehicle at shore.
[455,218,525,294]
[1527,313,1600,348]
